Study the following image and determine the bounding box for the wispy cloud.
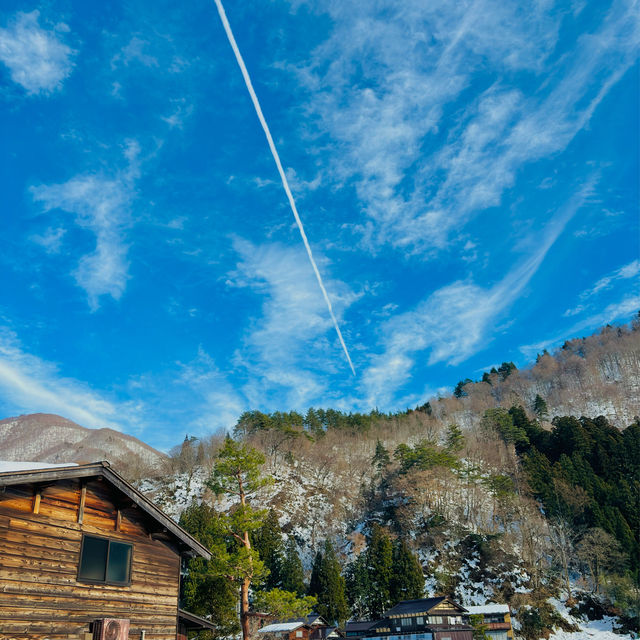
[31,141,140,310]
[361,181,595,405]
[161,98,194,129]
[0,328,123,429]
[175,347,246,433]
[226,238,358,408]
[111,36,158,69]
[29,227,66,253]
[521,293,640,358]
[0,10,75,94]
[564,259,640,316]
[291,0,637,252]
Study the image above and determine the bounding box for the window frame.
[77,533,133,586]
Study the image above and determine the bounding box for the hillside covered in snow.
[137,320,639,640]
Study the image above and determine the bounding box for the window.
[416,617,424,625]
[78,535,132,585]
[296,632,303,638]
[401,619,412,627]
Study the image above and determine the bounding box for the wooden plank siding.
[0,478,181,640]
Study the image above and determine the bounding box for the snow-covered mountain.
[0,413,165,473]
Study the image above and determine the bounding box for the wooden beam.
[115,508,122,531]
[32,489,41,514]
[77,484,86,524]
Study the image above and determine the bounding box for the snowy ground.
[549,598,634,640]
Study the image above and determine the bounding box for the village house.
[464,605,514,640]
[0,461,215,640]
[258,621,314,640]
[363,597,474,640]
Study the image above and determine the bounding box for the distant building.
[258,622,314,640]
[364,597,473,640]
[345,621,377,640]
[464,605,513,640]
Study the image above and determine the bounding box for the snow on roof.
[0,461,78,473]
[259,623,305,633]
[466,605,510,615]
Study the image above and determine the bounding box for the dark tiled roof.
[385,598,468,617]
[385,598,446,616]
[345,621,377,632]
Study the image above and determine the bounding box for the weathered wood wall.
[0,478,180,640]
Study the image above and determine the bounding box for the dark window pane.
[107,541,132,583]
[79,536,108,581]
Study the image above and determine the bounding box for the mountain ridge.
[0,412,165,476]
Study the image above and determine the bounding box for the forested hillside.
[140,319,640,640]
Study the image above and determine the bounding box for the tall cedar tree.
[533,394,549,420]
[367,524,394,618]
[252,509,284,590]
[309,540,349,625]
[206,437,271,640]
[280,537,306,595]
[390,539,424,601]
[179,501,240,639]
[345,552,371,619]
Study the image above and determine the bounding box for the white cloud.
[227,238,358,408]
[290,0,637,252]
[0,10,74,94]
[0,328,123,429]
[564,259,640,316]
[31,141,140,310]
[521,293,640,359]
[161,98,194,129]
[361,181,594,405]
[30,226,66,253]
[111,36,158,69]
[173,347,246,433]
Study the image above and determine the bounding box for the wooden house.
[0,461,215,640]
[258,622,314,640]
[364,597,473,640]
[464,605,514,640]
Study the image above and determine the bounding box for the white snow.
[466,604,510,614]
[259,623,305,633]
[0,460,78,472]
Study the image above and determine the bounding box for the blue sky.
[0,0,638,450]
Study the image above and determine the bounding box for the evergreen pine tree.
[252,509,284,590]
[445,424,465,452]
[281,537,306,596]
[345,552,371,619]
[373,439,391,470]
[366,524,394,618]
[308,540,349,625]
[179,501,241,639]
[390,539,424,602]
[533,394,549,420]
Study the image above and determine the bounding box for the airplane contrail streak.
[212,0,356,376]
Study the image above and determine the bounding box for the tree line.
[178,437,425,640]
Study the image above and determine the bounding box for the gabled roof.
[289,614,329,626]
[0,460,210,560]
[385,597,468,617]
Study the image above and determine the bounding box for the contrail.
[212,0,356,376]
